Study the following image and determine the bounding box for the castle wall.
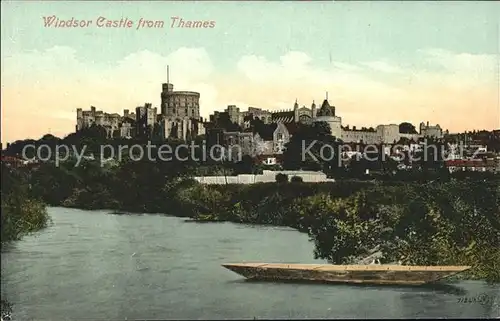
[160,118,174,140]
[296,106,313,124]
[227,105,240,124]
[76,106,131,138]
[247,107,272,124]
[163,92,200,118]
[341,130,380,144]
[377,124,400,144]
[419,122,443,139]
[120,123,133,138]
[314,116,342,139]
[422,126,443,138]
[193,170,335,185]
[399,133,422,141]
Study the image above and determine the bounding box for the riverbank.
[1,164,50,320]
[1,165,50,246]
[4,207,497,319]
[54,172,500,283]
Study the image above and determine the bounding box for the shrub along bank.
[1,164,50,246]
[54,167,500,283]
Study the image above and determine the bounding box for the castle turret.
[76,108,83,131]
[162,83,174,93]
[294,99,299,122]
[419,122,426,134]
[317,99,333,117]
[313,93,341,138]
[311,101,317,118]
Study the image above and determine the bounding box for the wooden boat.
[222,263,471,285]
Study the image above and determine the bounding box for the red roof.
[445,159,495,167]
[1,156,23,162]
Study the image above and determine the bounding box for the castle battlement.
[76,81,445,145]
[76,79,205,141]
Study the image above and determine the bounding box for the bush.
[290,176,304,183]
[275,173,288,183]
[1,165,50,245]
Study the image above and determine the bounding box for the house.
[1,156,27,168]
[445,159,498,173]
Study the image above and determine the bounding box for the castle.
[76,71,444,151]
[76,68,205,140]
[208,93,443,148]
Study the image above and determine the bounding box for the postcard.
[1,1,499,320]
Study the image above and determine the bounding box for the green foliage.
[290,176,304,183]
[4,131,498,282]
[282,122,340,171]
[399,122,418,134]
[275,173,288,183]
[1,165,50,245]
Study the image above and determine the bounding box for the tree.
[282,122,340,171]
[233,155,256,174]
[415,137,446,171]
[399,122,418,134]
[275,173,288,183]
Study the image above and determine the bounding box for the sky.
[1,1,499,143]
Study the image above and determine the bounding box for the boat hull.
[222,263,471,285]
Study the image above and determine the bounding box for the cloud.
[236,52,405,98]
[1,46,222,142]
[361,61,404,74]
[419,48,496,73]
[416,48,497,86]
[1,46,498,143]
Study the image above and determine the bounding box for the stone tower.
[293,99,299,122]
[314,95,342,139]
[160,66,200,119]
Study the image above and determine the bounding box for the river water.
[1,207,499,320]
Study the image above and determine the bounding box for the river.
[1,207,499,320]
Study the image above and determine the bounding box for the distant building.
[159,76,205,140]
[76,71,206,141]
[419,122,443,139]
[135,103,157,139]
[208,93,445,145]
[1,156,25,168]
[313,98,342,139]
[445,159,498,173]
[75,77,446,145]
[76,106,136,138]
